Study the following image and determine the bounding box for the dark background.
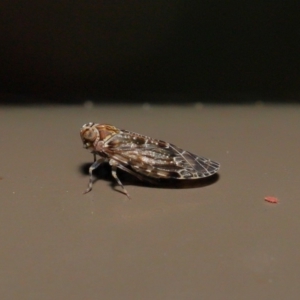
[0,0,299,103]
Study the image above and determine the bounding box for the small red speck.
[264,196,279,204]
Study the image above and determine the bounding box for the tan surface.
[1,104,299,299]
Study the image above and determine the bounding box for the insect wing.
[102,130,220,180]
[169,144,220,179]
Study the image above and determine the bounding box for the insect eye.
[83,129,97,141]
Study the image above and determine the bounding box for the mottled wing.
[169,144,220,179]
[103,130,220,180]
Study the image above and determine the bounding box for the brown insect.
[80,122,220,198]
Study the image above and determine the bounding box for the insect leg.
[84,158,105,194]
[115,164,145,182]
[109,159,131,199]
[116,164,158,184]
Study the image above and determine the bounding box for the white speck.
[83,100,94,109]
[255,100,264,106]
[195,102,204,109]
[142,103,151,110]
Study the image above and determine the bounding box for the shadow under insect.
[79,162,220,193]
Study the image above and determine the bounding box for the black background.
[0,0,299,103]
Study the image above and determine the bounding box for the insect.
[80,122,220,198]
